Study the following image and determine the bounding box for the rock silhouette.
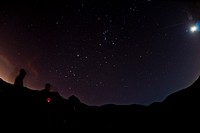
[14,69,26,87]
[0,75,199,131]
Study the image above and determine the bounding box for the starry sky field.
[0,0,200,106]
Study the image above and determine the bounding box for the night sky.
[0,0,200,106]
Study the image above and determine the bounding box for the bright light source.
[47,97,51,103]
[190,26,197,32]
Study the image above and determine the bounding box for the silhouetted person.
[14,69,26,87]
[41,83,52,95]
[41,83,52,102]
[40,83,52,129]
[44,83,51,92]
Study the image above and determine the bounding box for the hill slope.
[0,77,199,131]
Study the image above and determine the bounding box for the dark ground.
[0,77,199,131]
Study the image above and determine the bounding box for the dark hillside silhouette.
[0,75,199,131]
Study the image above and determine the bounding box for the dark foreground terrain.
[0,77,199,131]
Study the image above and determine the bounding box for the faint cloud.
[0,54,13,68]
